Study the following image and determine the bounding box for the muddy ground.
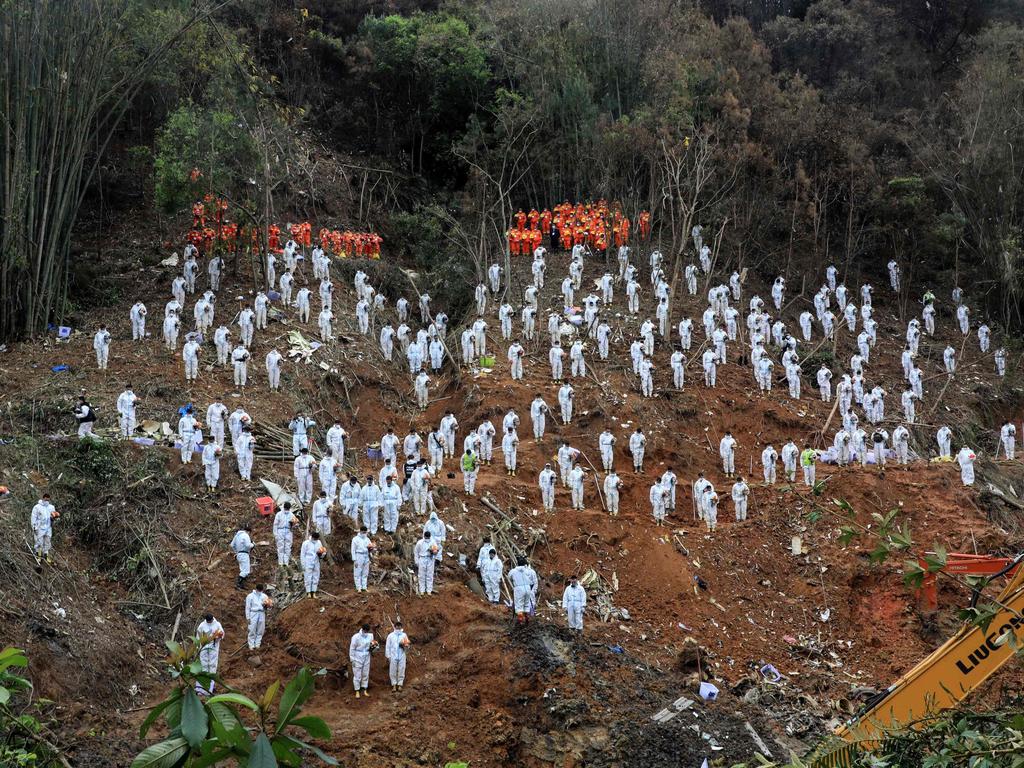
[1,228,1022,766]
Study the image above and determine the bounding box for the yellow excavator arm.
[811,556,1024,767]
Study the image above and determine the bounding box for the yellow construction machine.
[809,553,1024,767]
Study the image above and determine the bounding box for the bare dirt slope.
[1,234,1022,766]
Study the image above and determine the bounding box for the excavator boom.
[811,558,1024,767]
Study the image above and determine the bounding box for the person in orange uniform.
[540,209,552,234]
[268,225,281,253]
[638,211,651,241]
[529,228,542,255]
[515,209,527,230]
[528,209,540,230]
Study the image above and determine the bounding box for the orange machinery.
[917,552,1022,611]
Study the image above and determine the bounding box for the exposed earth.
[1,224,1022,766]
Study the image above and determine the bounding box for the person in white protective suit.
[414,531,438,595]
[195,612,224,695]
[385,621,410,692]
[481,548,503,604]
[300,532,325,598]
[244,585,270,651]
[230,524,253,589]
[351,527,373,592]
[349,624,376,698]
[273,503,297,571]
[956,446,977,486]
[561,576,587,632]
[509,556,538,624]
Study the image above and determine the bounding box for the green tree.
[354,12,491,173]
[154,104,258,214]
[0,0,216,340]
[918,24,1024,326]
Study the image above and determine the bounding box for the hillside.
[3,1,1024,766]
[1,214,1022,766]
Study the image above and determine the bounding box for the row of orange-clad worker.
[506,201,651,255]
[186,196,382,258]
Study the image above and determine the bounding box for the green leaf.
[0,687,10,705]
[868,542,892,564]
[190,746,238,768]
[260,680,281,713]
[181,688,209,749]
[832,498,854,514]
[165,696,184,731]
[276,668,313,733]
[289,715,331,740]
[903,560,926,589]
[207,692,260,711]
[958,603,1000,633]
[140,689,183,737]
[208,702,248,748]
[130,736,190,768]
[289,736,339,766]
[0,647,28,673]
[270,734,302,766]
[837,526,859,546]
[248,732,279,768]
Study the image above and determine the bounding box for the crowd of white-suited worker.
[30,221,1008,697]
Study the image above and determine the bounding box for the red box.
[256,496,275,516]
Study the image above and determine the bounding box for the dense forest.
[2,0,1023,333]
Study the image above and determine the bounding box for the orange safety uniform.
[529,228,542,253]
[639,211,651,240]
